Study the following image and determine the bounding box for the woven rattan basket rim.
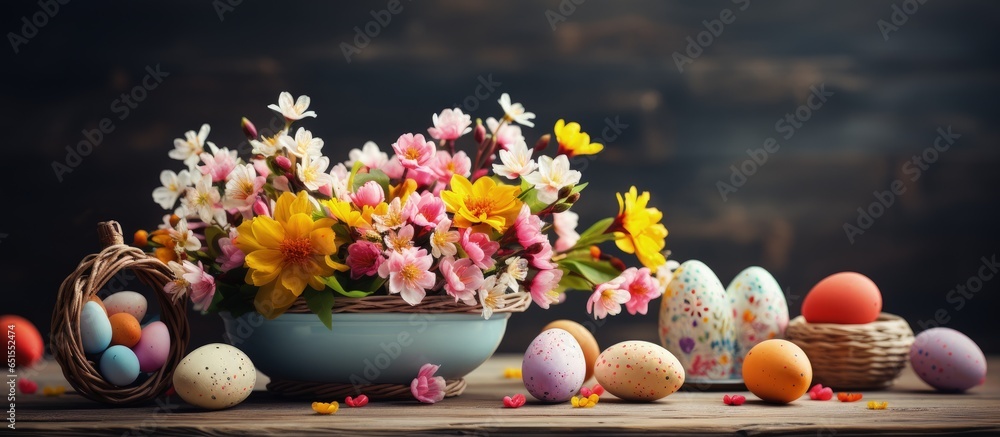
[787,312,913,335]
[285,291,532,314]
[50,221,190,405]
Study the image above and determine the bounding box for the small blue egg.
[99,345,141,386]
[80,301,112,354]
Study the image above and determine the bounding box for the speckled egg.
[594,341,685,402]
[109,313,142,348]
[910,328,987,392]
[522,329,586,403]
[104,291,148,322]
[727,266,789,377]
[543,320,600,381]
[659,260,735,380]
[80,301,112,354]
[742,339,812,404]
[173,343,256,410]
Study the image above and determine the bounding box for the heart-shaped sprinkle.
[345,394,369,407]
[723,394,746,406]
[503,393,526,408]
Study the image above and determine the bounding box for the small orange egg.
[543,320,600,381]
[108,313,142,348]
[802,272,882,324]
[742,339,812,404]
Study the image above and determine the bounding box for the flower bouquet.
[138,91,672,328]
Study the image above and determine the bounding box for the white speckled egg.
[727,266,789,377]
[658,260,735,380]
[173,343,256,409]
[594,341,685,402]
[522,329,586,403]
[910,328,987,392]
[104,291,148,321]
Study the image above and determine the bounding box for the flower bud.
[168,214,182,228]
[133,230,149,247]
[534,134,551,154]
[565,193,580,204]
[609,257,627,272]
[241,117,258,139]
[471,168,489,180]
[553,203,571,213]
[253,197,270,217]
[275,155,292,171]
[557,185,574,200]
[589,246,602,260]
[317,183,333,198]
[474,120,487,144]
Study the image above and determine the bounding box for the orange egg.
[802,272,882,324]
[543,320,600,381]
[108,313,142,348]
[89,295,108,315]
[742,339,812,404]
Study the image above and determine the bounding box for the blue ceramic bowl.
[220,311,509,384]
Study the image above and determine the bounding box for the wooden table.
[12,355,1000,436]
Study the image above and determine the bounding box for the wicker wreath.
[51,221,190,405]
[785,312,914,390]
[267,291,531,400]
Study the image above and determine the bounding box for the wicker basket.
[785,313,914,390]
[51,221,190,405]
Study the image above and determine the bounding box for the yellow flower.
[612,186,668,269]
[312,401,340,414]
[570,394,600,408]
[867,400,888,410]
[388,178,418,203]
[503,367,523,379]
[322,197,374,230]
[236,191,348,319]
[554,119,604,157]
[441,174,522,233]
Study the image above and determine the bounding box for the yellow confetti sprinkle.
[42,386,66,397]
[503,367,522,379]
[866,401,889,410]
[312,401,340,414]
[571,394,600,408]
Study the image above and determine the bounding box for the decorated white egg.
[727,266,789,377]
[594,341,685,401]
[522,328,586,403]
[658,260,735,380]
[104,291,148,322]
[173,343,256,410]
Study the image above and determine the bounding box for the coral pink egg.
[802,272,881,324]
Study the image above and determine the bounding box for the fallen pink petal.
[411,363,446,404]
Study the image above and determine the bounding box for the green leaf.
[574,217,616,248]
[559,258,621,285]
[302,288,335,330]
[570,182,589,195]
[204,226,226,259]
[557,270,594,292]
[323,275,375,298]
[352,168,390,196]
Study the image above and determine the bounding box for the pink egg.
[910,328,986,392]
[522,329,585,403]
[132,321,170,372]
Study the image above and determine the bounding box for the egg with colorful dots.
[727,266,789,377]
[522,329,586,403]
[594,341,685,402]
[173,343,256,410]
[659,260,735,380]
[910,328,986,392]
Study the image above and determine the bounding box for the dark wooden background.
[2,1,998,354]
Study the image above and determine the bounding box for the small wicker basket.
[51,221,190,405]
[785,312,914,390]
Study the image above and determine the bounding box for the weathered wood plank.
[11,356,1000,436]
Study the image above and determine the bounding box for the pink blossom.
[514,205,545,248]
[347,240,385,280]
[392,133,435,170]
[429,219,460,258]
[252,158,271,177]
[528,268,563,310]
[216,229,245,272]
[380,156,405,179]
[252,197,271,217]
[587,276,631,320]
[384,225,415,253]
[408,192,446,228]
[427,108,473,141]
[348,141,389,170]
[408,167,438,186]
[275,155,292,171]
[199,145,238,183]
[432,150,472,183]
[351,180,385,208]
[317,183,333,198]
[553,211,580,252]
[618,267,661,315]
[377,247,436,305]
[182,261,216,312]
[528,237,556,270]
[410,363,446,404]
[439,257,484,306]
[272,175,290,192]
[459,229,499,270]
[485,117,525,150]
